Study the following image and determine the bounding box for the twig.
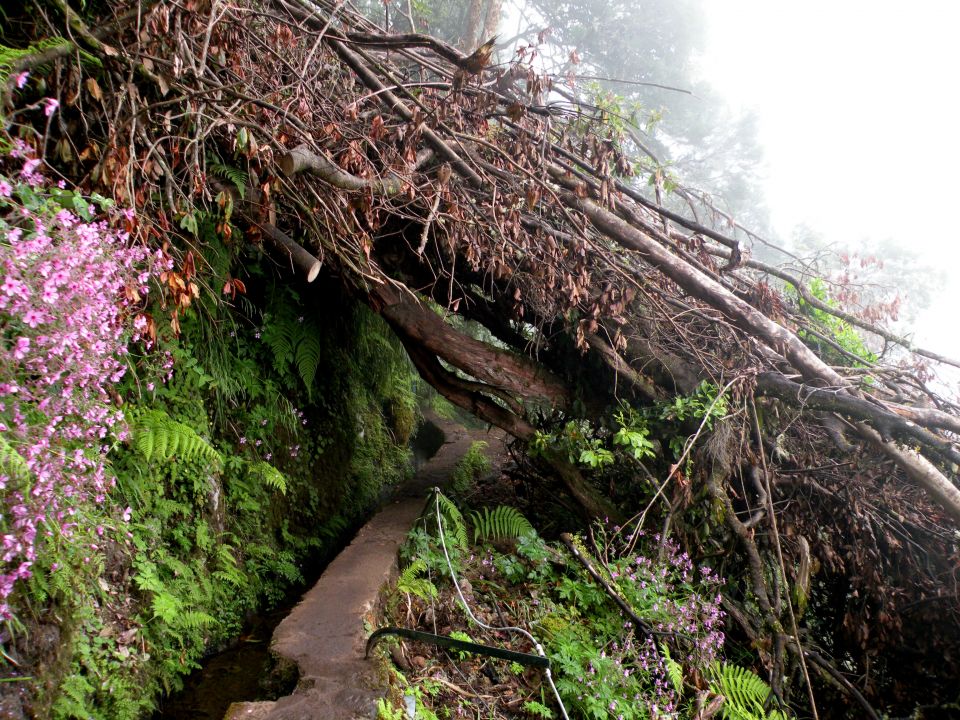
[559,533,681,642]
[750,397,819,720]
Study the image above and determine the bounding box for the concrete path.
[225,418,502,720]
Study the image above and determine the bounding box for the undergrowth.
[1,159,419,718]
[449,441,491,497]
[381,493,787,720]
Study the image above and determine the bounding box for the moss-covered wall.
[2,249,418,719]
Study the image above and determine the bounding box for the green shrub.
[449,441,490,496]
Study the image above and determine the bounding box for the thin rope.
[433,488,570,720]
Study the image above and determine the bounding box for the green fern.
[130,409,223,468]
[51,673,99,720]
[469,505,534,544]
[212,544,246,588]
[178,610,217,630]
[396,558,438,601]
[0,433,30,482]
[663,645,684,694]
[209,160,250,195]
[262,311,297,372]
[248,460,287,494]
[709,662,789,720]
[260,309,322,396]
[150,591,183,624]
[295,331,322,393]
[0,38,73,85]
[433,490,468,550]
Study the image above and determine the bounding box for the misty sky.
[695,1,960,364]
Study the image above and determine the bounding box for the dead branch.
[279,143,405,194]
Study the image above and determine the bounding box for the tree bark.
[279,144,405,195]
[556,183,846,390]
[389,309,618,520]
[461,0,485,51]
[480,0,502,44]
[855,423,960,526]
[372,283,569,408]
[756,372,960,467]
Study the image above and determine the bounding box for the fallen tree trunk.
[390,309,618,520]
[556,183,847,389]
[372,283,569,409]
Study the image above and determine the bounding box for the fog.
[501,0,960,388]
[697,1,960,365]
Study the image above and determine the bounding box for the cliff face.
[0,241,419,718]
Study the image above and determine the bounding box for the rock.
[390,644,410,671]
[223,702,276,720]
[421,607,435,626]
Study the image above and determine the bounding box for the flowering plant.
[0,138,161,617]
[547,529,725,719]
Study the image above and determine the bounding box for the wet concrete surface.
[225,416,504,719]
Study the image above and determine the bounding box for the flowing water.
[151,604,297,720]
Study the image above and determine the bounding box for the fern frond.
[178,610,216,629]
[133,560,163,594]
[662,645,684,694]
[469,505,534,544]
[295,331,321,395]
[261,311,298,374]
[131,409,223,468]
[209,161,250,195]
[151,592,183,623]
[248,460,287,494]
[709,662,780,720]
[397,558,438,600]
[434,491,468,550]
[0,433,31,482]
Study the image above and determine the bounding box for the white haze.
[695,1,960,374]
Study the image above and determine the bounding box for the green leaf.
[469,505,534,544]
[130,409,223,468]
[248,460,287,494]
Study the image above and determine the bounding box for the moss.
[10,268,420,719]
[449,441,491,497]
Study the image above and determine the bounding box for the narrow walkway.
[225,418,503,720]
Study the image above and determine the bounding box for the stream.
[150,604,296,720]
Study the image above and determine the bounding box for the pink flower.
[42,98,59,117]
[14,72,29,89]
[0,177,160,608]
[12,337,30,360]
[22,309,44,328]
